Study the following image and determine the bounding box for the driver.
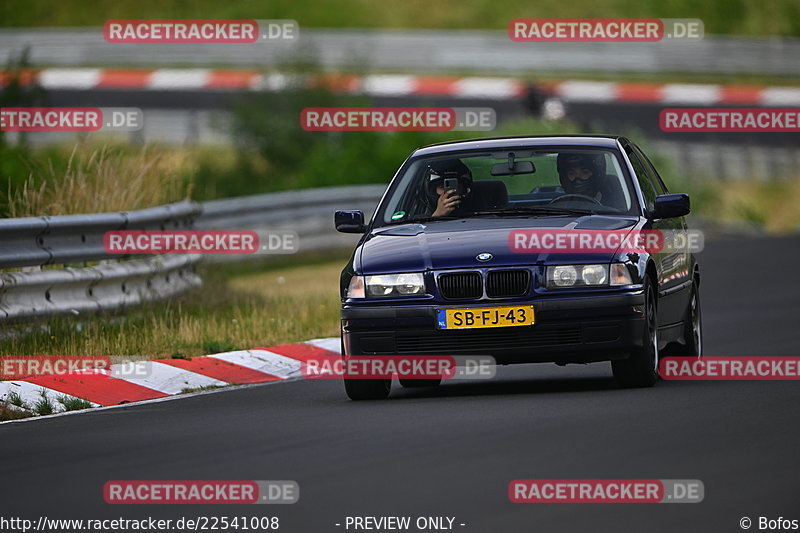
[425,160,473,217]
[556,152,623,208]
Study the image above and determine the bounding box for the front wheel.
[612,279,659,388]
[344,377,391,400]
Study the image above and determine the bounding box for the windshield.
[376,147,639,226]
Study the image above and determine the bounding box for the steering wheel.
[548,194,602,206]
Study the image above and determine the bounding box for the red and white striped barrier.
[2,68,527,99]
[0,338,340,415]
[4,68,799,105]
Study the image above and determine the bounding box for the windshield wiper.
[384,215,462,225]
[472,206,597,217]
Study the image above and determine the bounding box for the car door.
[625,144,688,328]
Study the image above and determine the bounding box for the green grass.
[694,178,800,232]
[1,0,799,36]
[1,145,192,218]
[201,340,240,354]
[56,395,93,412]
[32,389,55,416]
[0,389,91,421]
[4,388,59,418]
[6,390,29,410]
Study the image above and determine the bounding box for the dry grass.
[4,145,193,217]
[686,177,800,232]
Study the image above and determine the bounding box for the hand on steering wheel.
[548,193,602,205]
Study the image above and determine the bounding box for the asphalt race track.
[2,235,799,533]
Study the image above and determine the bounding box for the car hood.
[359,216,639,274]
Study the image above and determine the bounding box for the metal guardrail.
[0,186,385,322]
[0,200,199,269]
[0,255,201,321]
[0,200,203,321]
[197,185,385,259]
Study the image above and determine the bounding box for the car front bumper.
[341,291,646,364]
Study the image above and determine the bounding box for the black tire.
[612,278,659,388]
[344,377,391,400]
[341,339,391,400]
[399,378,442,388]
[669,280,703,357]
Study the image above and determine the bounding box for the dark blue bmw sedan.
[335,135,701,400]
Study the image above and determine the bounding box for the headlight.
[581,264,607,285]
[547,264,631,288]
[365,273,425,297]
[549,265,578,287]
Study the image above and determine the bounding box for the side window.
[625,146,657,213]
[632,145,668,195]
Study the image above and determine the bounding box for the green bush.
[0,46,49,206]
[197,87,581,199]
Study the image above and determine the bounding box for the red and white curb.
[4,68,799,105]
[0,337,340,415]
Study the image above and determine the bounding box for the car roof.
[412,135,628,157]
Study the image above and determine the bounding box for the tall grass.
[691,177,800,232]
[3,145,193,217]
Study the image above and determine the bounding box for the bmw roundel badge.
[476,252,493,262]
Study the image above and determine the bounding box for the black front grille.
[438,272,482,300]
[486,270,531,298]
[395,325,582,354]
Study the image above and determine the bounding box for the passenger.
[426,160,474,217]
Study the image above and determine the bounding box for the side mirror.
[335,210,367,233]
[652,194,690,219]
